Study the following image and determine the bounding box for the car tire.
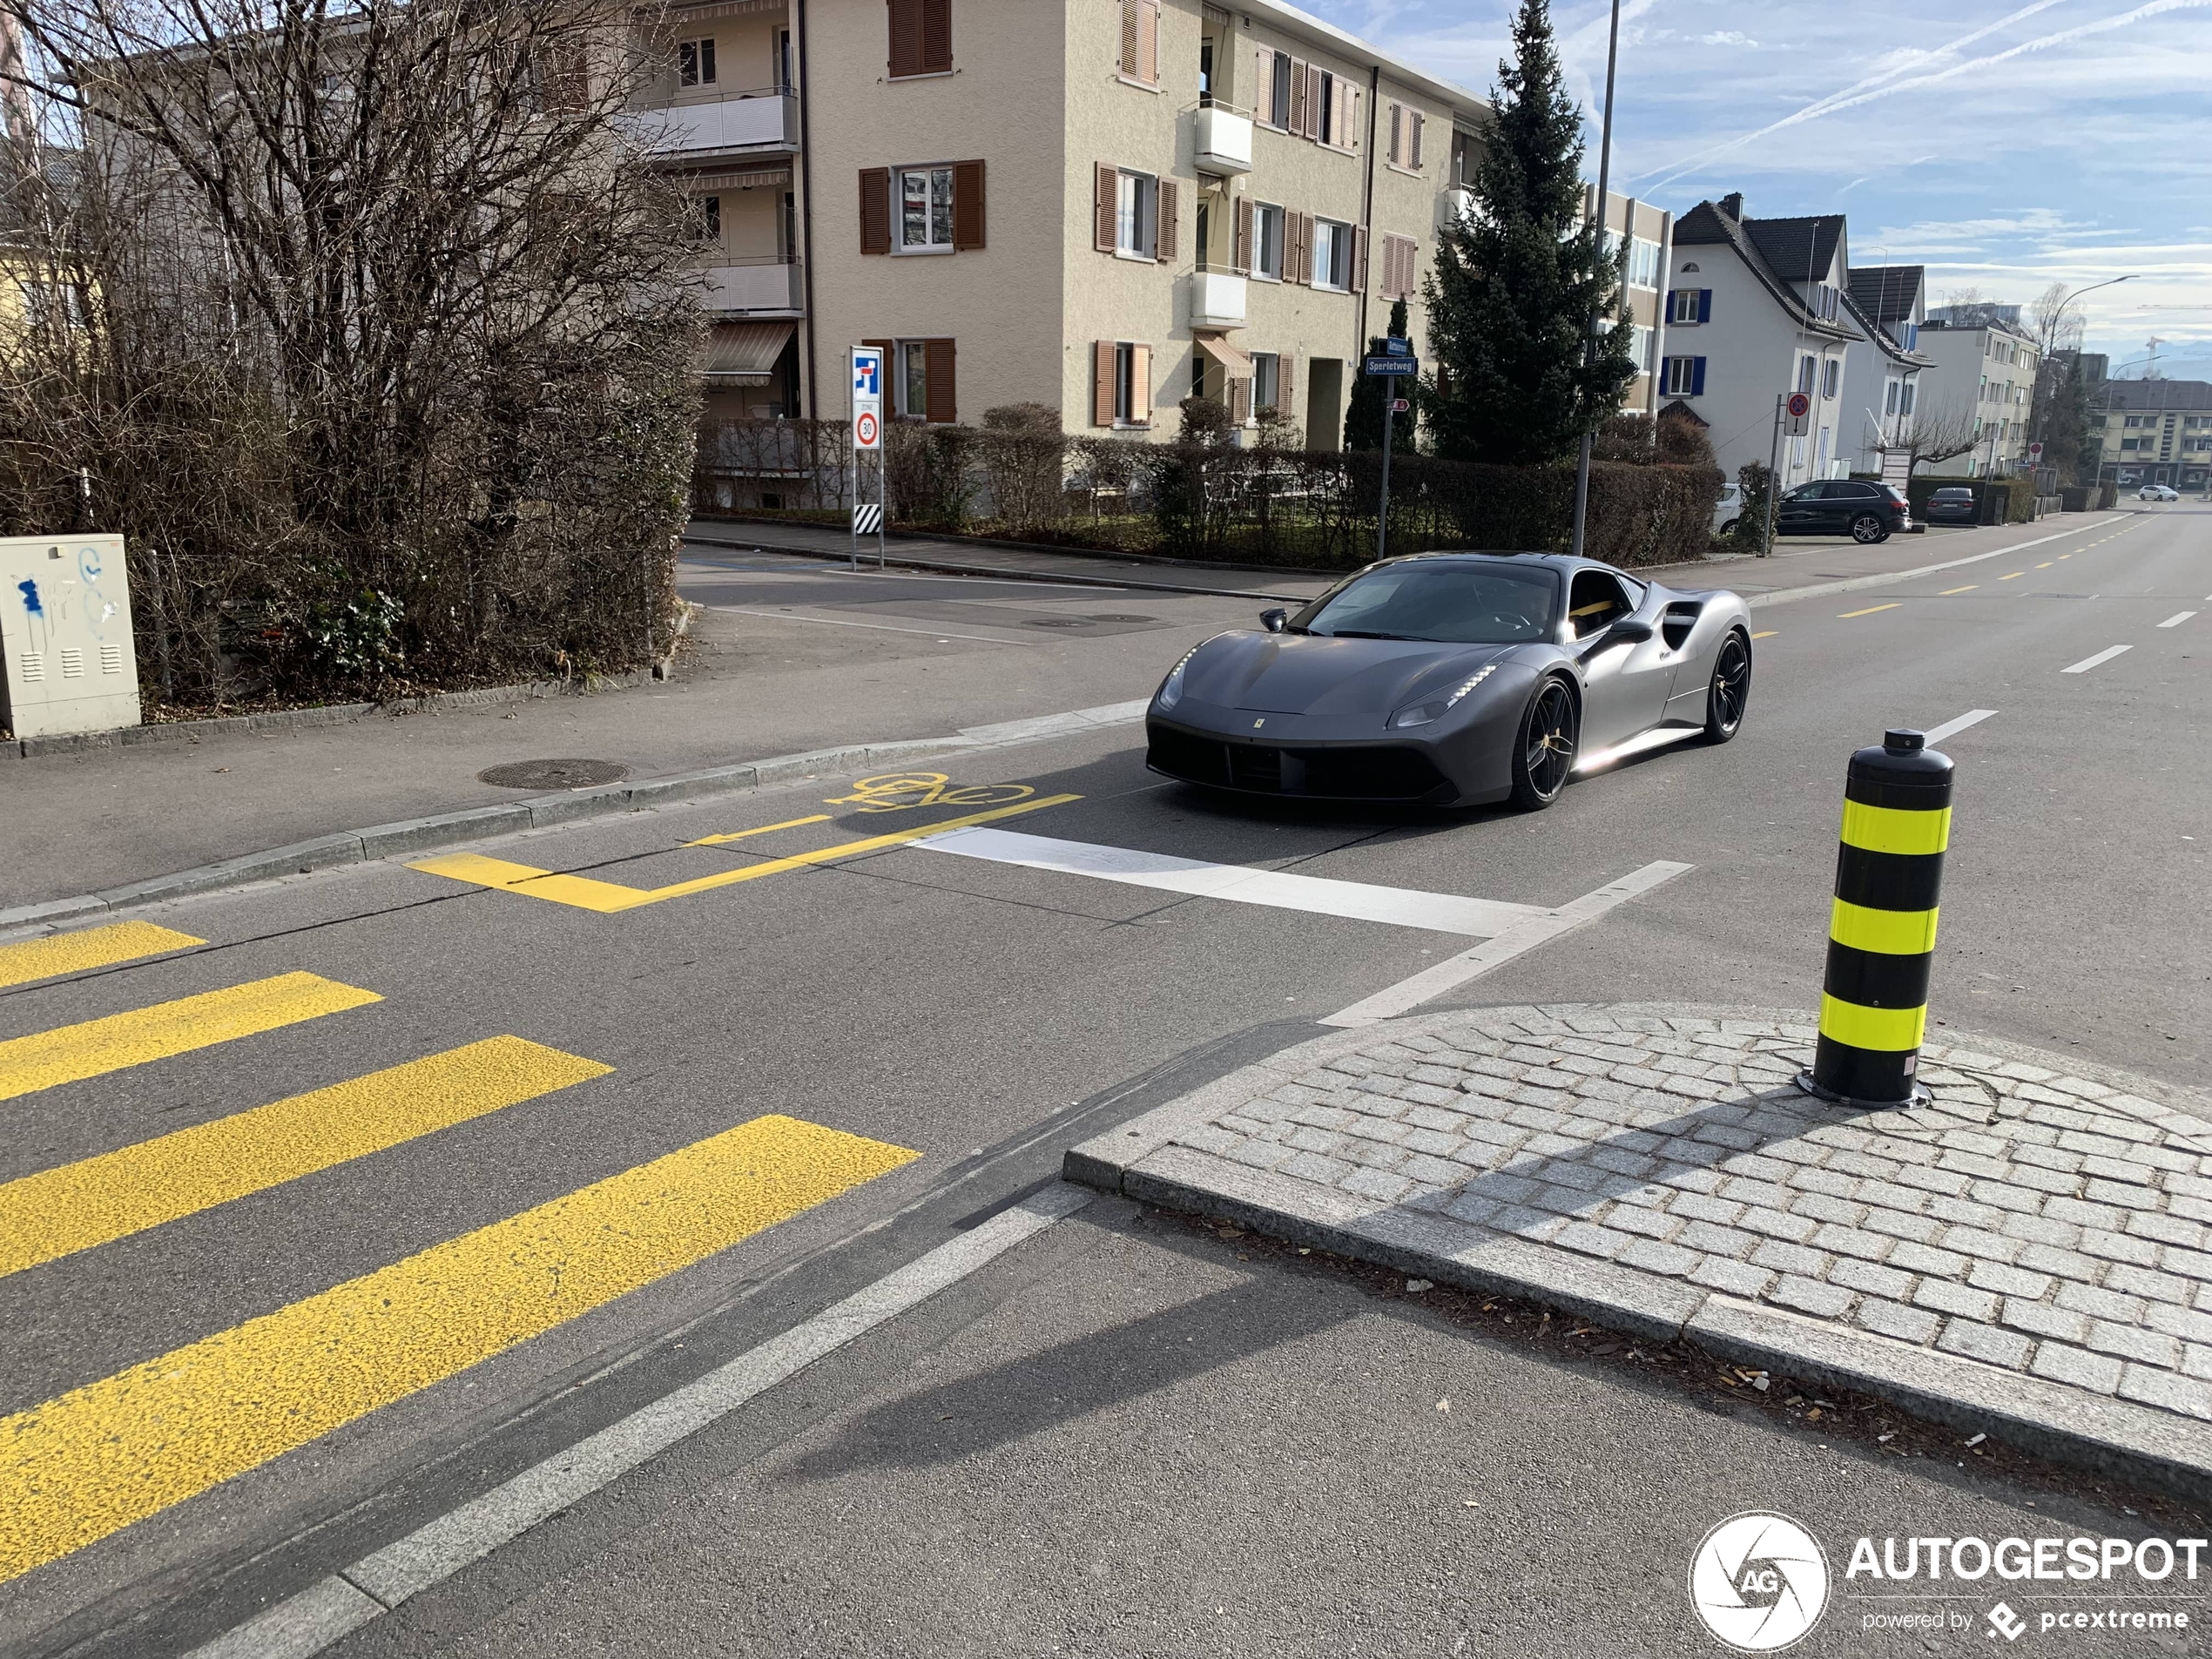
[1718,517,1738,536]
[1851,513,1886,544]
[1510,677,1578,812]
[1703,630,1751,745]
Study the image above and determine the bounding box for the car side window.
[1567,571,1631,639]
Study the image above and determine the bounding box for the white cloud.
[1701,30,1757,47]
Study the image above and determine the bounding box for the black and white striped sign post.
[853,502,882,536]
[850,344,887,570]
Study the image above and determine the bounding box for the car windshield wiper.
[1315,628,1406,640]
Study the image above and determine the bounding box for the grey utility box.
[0,534,141,739]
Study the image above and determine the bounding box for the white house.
[1839,264,1931,482]
[1656,194,1858,489]
[1914,304,2041,477]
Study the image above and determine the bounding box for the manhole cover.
[476,759,631,790]
[1089,613,1156,623]
[1025,617,1093,629]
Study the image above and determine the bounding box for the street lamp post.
[1568,0,1622,561]
[2031,273,2136,465]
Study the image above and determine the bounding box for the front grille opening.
[1294,746,1447,800]
[1228,745,1283,791]
[1147,725,1231,786]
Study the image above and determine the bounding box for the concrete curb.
[1064,1001,2212,1504]
[0,700,1149,937]
[680,532,1318,604]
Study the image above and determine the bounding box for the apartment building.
[1588,189,1673,419]
[1838,263,1930,482]
[1653,194,1857,488]
[1915,303,2040,477]
[639,0,1485,443]
[2096,377,2212,492]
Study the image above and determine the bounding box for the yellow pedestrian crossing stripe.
[0,973,380,1103]
[410,792,1082,912]
[0,921,204,990]
[0,1114,915,1581]
[0,1037,610,1279]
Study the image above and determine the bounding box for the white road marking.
[711,605,1014,644]
[1745,516,2124,611]
[1319,860,1695,1027]
[2158,611,2197,629]
[187,1186,1096,1659]
[2061,644,2133,674]
[914,826,1548,938]
[1922,709,1999,745]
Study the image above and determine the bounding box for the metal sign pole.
[1375,373,1396,563]
[1761,393,1784,558]
[875,448,887,567]
[849,343,860,572]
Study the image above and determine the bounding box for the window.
[898,166,954,250]
[1822,359,1839,399]
[1628,324,1653,374]
[894,338,957,421]
[776,30,793,91]
[1253,203,1284,280]
[1566,570,1633,639]
[1252,352,1279,417]
[1668,287,1707,325]
[695,193,722,242]
[887,0,953,78]
[1115,341,1150,424]
[1317,71,1335,144]
[1116,0,1159,84]
[1312,219,1352,290]
[1270,51,1291,127]
[678,37,717,86]
[1884,380,1899,415]
[1116,171,1156,257]
[1194,199,1211,271]
[1796,355,1816,395]
[900,341,928,416]
[1627,236,1661,290]
[1661,355,1704,396]
[1378,233,1419,300]
[1899,381,1916,416]
[1198,34,1213,105]
[1387,102,1425,170]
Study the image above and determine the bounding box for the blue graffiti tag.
[17,577,40,617]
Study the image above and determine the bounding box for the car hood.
[1184,631,1523,716]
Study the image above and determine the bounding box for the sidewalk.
[1068,1001,2212,1498]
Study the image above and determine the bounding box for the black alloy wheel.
[1511,678,1578,811]
[1704,631,1751,744]
[1851,511,1888,544]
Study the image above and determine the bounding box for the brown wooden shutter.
[1130,343,1151,425]
[1095,163,1117,251]
[1253,47,1270,120]
[924,338,956,422]
[887,0,920,77]
[1119,0,1137,75]
[1277,353,1295,421]
[1231,196,1251,274]
[1387,102,1399,164]
[1352,225,1366,293]
[860,167,891,253]
[1410,111,1425,169]
[1229,375,1250,424]
[1155,179,1177,262]
[1305,64,1322,138]
[1094,341,1116,426]
[1345,86,1360,151]
[1293,212,1312,285]
[1136,0,1158,83]
[953,159,985,249]
[920,0,952,72]
[1286,58,1306,133]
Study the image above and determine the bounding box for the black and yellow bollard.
[1797,728,1952,1108]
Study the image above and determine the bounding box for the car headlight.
[1156,644,1204,711]
[1389,663,1499,729]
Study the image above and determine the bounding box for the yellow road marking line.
[2000,572,2024,580]
[1939,585,1978,596]
[0,974,380,1103]
[1838,604,1901,619]
[412,794,1082,912]
[0,1114,915,1581]
[0,922,204,991]
[1841,799,1952,857]
[0,1038,610,1279]
[2036,562,2053,569]
[685,814,831,846]
[1751,631,1778,640]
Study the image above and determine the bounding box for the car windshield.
[1292,563,1558,644]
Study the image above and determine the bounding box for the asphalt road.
[0,504,2204,1656]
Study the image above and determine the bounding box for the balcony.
[1189,270,1246,329]
[637,90,798,158]
[1191,105,1252,175]
[700,259,804,316]
[1440,187,1474,229]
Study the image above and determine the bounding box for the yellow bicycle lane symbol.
[824,773,1037,813]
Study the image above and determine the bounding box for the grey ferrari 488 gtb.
[1144,551,1753,811]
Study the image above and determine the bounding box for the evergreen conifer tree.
[1344,297,1420,452]
[1423,0,1636,465]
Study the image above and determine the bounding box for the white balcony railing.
[1191,104,1252,175]
[1190,270,1246,328]
[636,90,797,156]
[701,260,804,314]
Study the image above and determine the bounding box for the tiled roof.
[1741,215,1845,286]
[1848,265,1923,323]
[1671,199,1855,341]
[2102,379,2212,411]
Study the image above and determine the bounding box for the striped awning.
[703,320,795,383]
[1192,330,1254,377]
[682,167,792,192]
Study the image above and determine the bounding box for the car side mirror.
[1260,609,1288,634]
[1608,618,1654,644]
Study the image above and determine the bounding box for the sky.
[1302,0,2212,379]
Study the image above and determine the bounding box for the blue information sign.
[1363,354,1418,378]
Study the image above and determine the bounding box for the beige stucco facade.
[641,0,1485,441]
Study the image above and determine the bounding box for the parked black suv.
[1775,479,1913,543]
[1924,485,1978,525]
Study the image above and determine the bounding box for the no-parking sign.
[1785,390,1811,436]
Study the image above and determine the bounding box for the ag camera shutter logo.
[1689,1512,1831,1651]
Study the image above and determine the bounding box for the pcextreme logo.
[1689,1512,1831,1651]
